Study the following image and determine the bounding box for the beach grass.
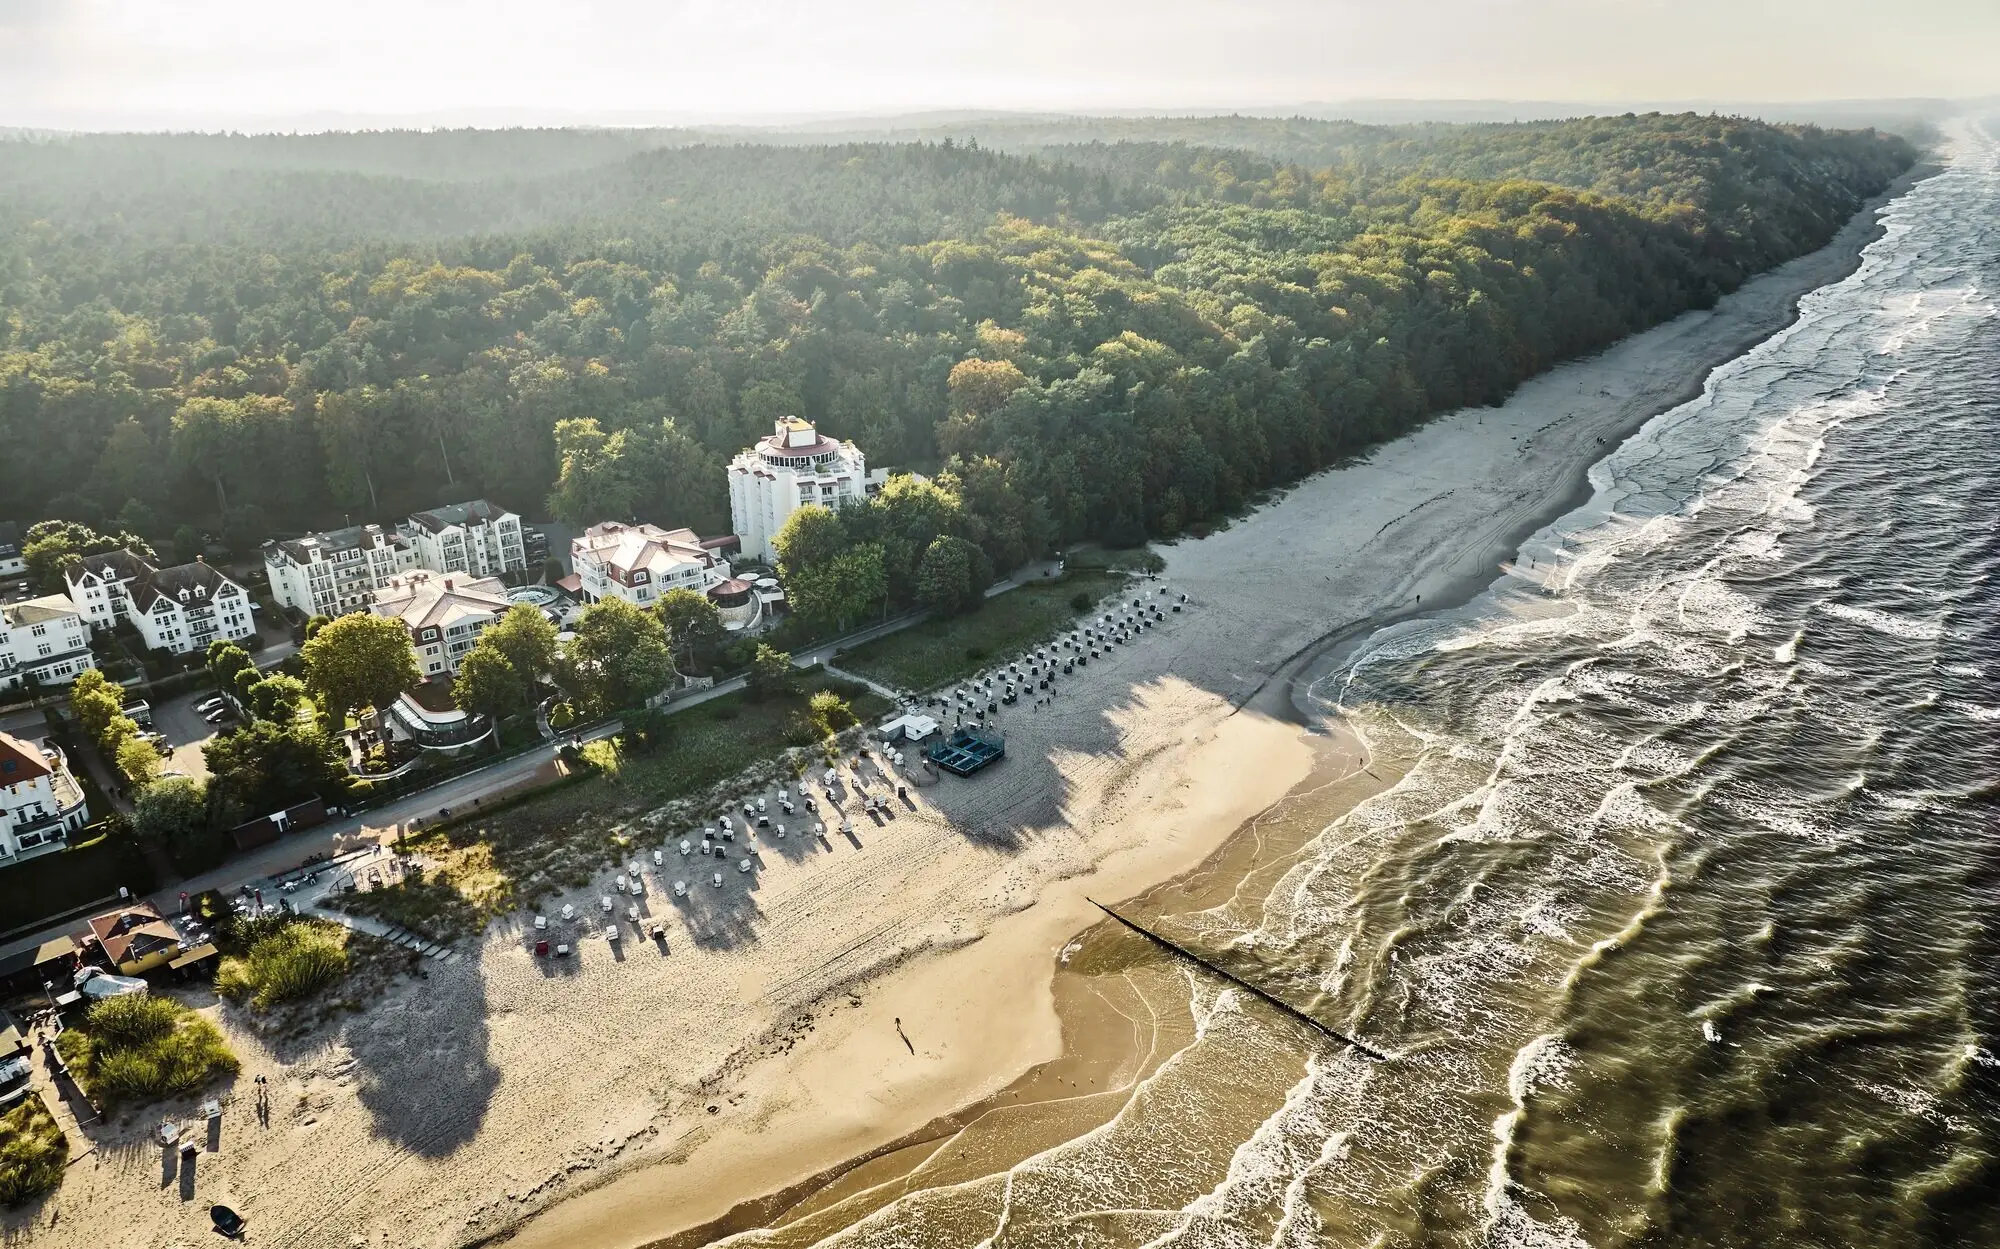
[0,1096,67,1208]
[54,994,238,1110]
[837,570,1122,693]
[216,918,351,1010]
[341,673,891,941]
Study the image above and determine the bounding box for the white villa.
[65,551,256,656]
[0,731,89,867]
[727,417,888,563]
[568,522,732,608]
[370,572,510,679]
[264,523,421,619]
[0,594,95,692]
[400,500,527,579]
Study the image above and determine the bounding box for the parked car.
[203,707,232,725]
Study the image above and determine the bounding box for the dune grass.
[216,919,351,1009]
[53,994,238,1109]
[0,1097,68,1208]
[837,570,1121,693]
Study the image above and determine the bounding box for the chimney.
[445,579,454,591]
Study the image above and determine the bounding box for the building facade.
[0,595,95,692]
[65,551,255,656]
[264,524,421,619]
[569,522,731,608]
[0,523,23,581]
[370,573,510,679]
[400,500,527,579]
[727,417,888,564]
[0,732,89,867]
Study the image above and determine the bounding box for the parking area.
[147,689,232,782]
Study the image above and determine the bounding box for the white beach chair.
[711,872,723,888]
[738,858,752,874]
[679,839,692,855]
[776,823,786,838]
[654,849,664,866]
[560,903,576,921]
[627,903,640,922]
[600,895,614,913]
[673,880,687,897]
[533,915,548,931]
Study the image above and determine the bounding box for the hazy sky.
[2,0,1995,130]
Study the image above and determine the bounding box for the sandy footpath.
[3,178,1910,1249]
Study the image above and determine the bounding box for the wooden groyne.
[1089,899,1391,1062]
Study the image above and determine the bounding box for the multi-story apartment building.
[264,523,421,619]
[570,522,731,608]
[65,551,256,656]
[401,500,528,579]
[371,573,510,679]
[0,731,89,866]
[727,417,889,564]
[0,595,95,692]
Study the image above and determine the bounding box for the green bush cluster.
[0,1098,68,1208]
[55,994,239,1108]
[215,920,351,1009]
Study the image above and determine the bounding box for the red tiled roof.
[0,732,52,786]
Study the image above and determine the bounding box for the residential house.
[0,595,95,692]
[371,572,510,679]
[0,731,89,867]
[264,523,420,619]
[568,522,731,608]
[84,901,183,976]
[400,500,528,579]
[727,417,889,563]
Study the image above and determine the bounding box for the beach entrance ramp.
[927,727,1005,776]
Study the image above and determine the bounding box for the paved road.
[0,719,623,965]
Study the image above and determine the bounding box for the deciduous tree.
[301,613,420,727]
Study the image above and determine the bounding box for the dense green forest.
[0,113,1914,571]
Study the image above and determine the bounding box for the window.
[35,643,51,657]
[29,624,45,637]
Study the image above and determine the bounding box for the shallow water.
[726,126,1999,1248]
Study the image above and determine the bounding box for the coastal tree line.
[0,115,1913,561]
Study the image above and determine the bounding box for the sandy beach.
[4,182,1908,1249]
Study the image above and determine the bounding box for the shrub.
[1069,592,1092,611]
[55,994,238,1108]
[215,921,350,1009]
[0,1097,68,1208]
[809,689,856,735]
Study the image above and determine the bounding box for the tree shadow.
[665,867,767,950]
[343,958,500,1157]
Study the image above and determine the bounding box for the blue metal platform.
[928,727,1006,776]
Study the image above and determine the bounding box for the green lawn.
[837,570,1121,693]
[346,672,890,940]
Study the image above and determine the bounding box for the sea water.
[745,125,1999,1248]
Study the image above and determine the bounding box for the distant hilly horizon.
[0,95,1974,140]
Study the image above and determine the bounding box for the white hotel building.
[0,731,90,866]
[65,551,256,656]
[400,500,527,579]
[0,595,95,692]
[264,523,421,619]
[370,573,511,679]
[727,417,888,564]
[569,523,732,608]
